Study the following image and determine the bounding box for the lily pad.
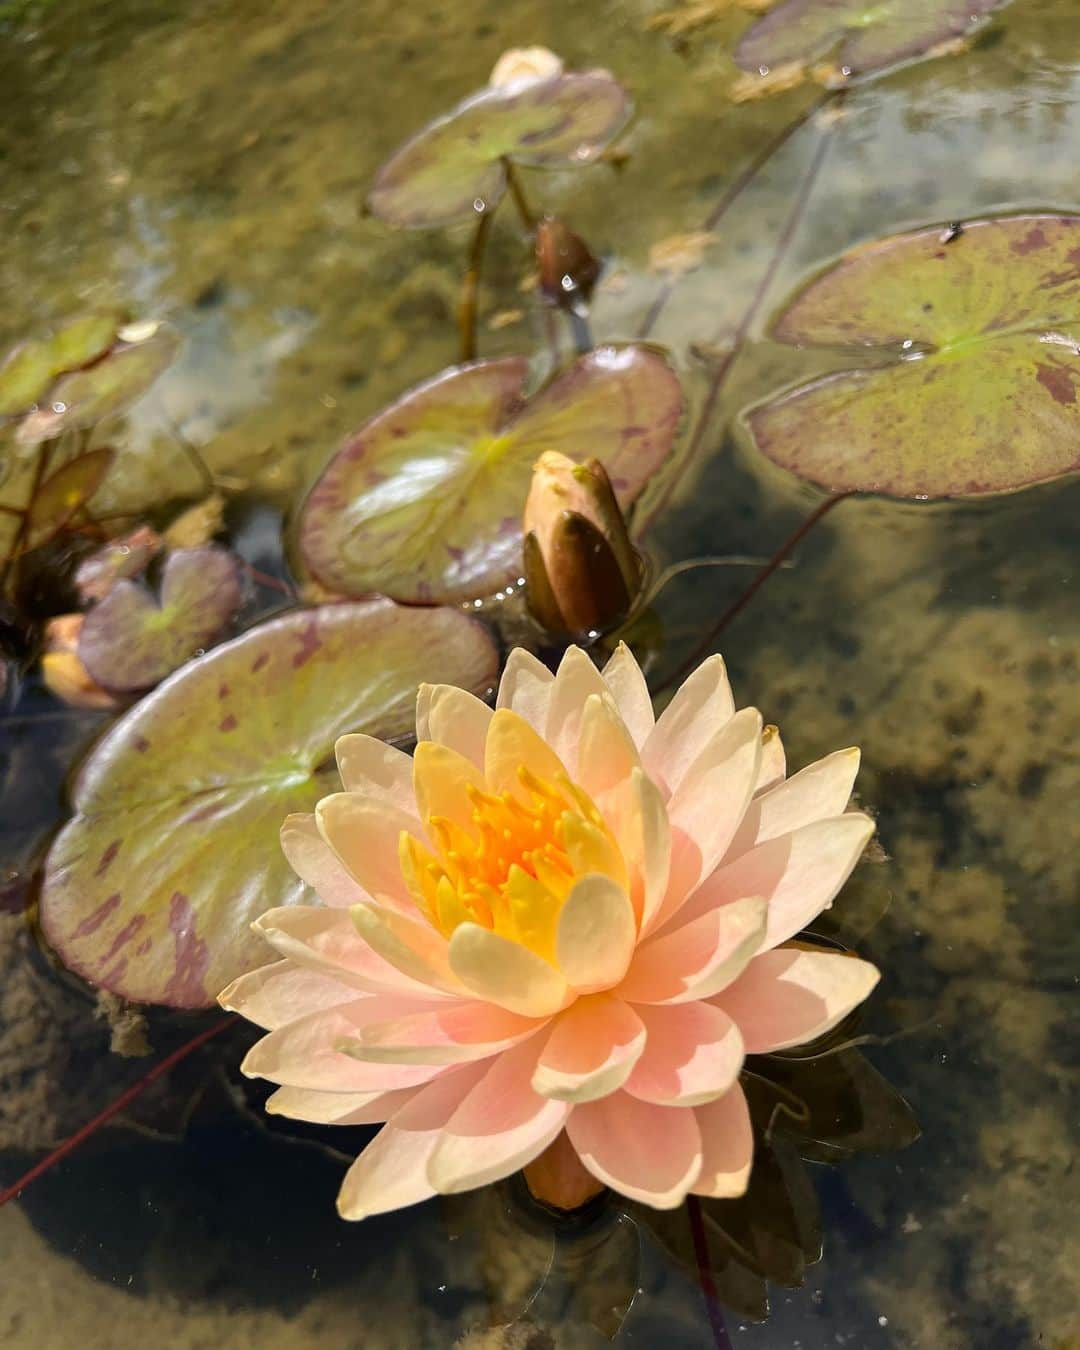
[78,546,244,692]
[369,73,632,229]
[23,449,116,553]
[746,214,1080,497]
[0,311,120,419]
[40,601,499,1008]
[17,326,181,445]
[735,0,1010,79]
[299,347,683,602]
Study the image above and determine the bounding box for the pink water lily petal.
[418,683,493,767]
[266,1083,420,1125]
[728,746,860,858]
[601,641,655,748]
[532,994,646,1102]
[427,1036,569,1193]
[693,1082,753,1198]
[484,707,568,799]
[412,740,485,831]
[218,958,358,1029]
[448,922,571,1016]
[715,947,880,1053]
[545,646,608,768]
[495,647,554,733]
[316,794,424,914]
[623,1001,744,1107]
[334,734,417,815]
[351,901,466,996]
[653,706,763,933]
[598,766,670,929]
[337,1062,491,1219]
[555,874,636,992]
[575,692,640,800]
[280,813,369,908]
[337,1001,542,1065]
[755,724,786,795]
[619,895,766,1004]
[681,813,876,949]
[642,653,735,798]
[567,1092,703,1208]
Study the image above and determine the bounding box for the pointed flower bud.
[489,46,564,90]
[523,450,642,638]
[535,216,601,309]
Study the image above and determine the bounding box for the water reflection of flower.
[222,643,881,1221]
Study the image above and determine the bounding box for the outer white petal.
[642,653,735,798]
[728,746,860,858]
[416,683,493,768]
[334,735,417,815]
[218,958,358,1029]
[566,1092,703,1208]
[601,641,655,748]
[545,646,608,769]
[495,647,554,733]
[280,813,368,908]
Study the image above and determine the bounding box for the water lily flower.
[489,46,565,90]
[41,614,119,710]
[221,643,879,1218]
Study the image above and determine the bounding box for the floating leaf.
[0,312,120,419]
[22,448,115,553]
[17,327,181,445]
[299,347,683,603]
[78,546,244,692]
[735,0,1010,80]
[40,601,499,1007]
[369,74,632,229]
[746,214,1080,497]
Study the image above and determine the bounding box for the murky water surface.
[1,0,1078,1345]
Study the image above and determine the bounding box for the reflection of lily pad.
[735,0,1010,79]
[17,327,181,445]
[747,215,1080,497]
[369,74,632,229]
[79,546,243,692]
[40,601,498,1007]
[299,348,683,602]
[0,312,120,419]
[23,449,115,553]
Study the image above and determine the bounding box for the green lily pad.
[369,73,632,229]
[23,448,116,553]
[0,311,121,419]
[735,0,1010,79]
[40,600,499,1008]
[78,546,244,692]
[299,347,683,602]
[17,326,181,445]
[746,214,1080,497]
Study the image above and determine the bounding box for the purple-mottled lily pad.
[298,347,683,602]
[40,601,499,1008]
[78,546,243,692]
[746,214,1080,497]
[0,311,121,419]
[23,448,116,553]
[735,0,1010,80]
[369,73,632,229]
[17,326,181,445]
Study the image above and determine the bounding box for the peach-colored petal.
[316,794,423,914]
[598,766,671,929]
[567,1092,703,1208]
[728,746,860,857]
[350,902,466,996]
[495,646,554,732]
[692,1082,753,1198]
[555,874,636,993]
[337,1001,542,1065]
[755,724,786,795]
[575,692,640,800]
[412,740,485,831]
[448,922,571,1016]
[545,645,608,766]
[652,706,763,932]
[714,947,880,1052]
[218,958,358,1029]
[681,813,876,950]
[280,813,368,908]
[334,734,416,815]
[484,707,568,799]
[618,895,766,1004]
[642,653,735,798]
[601,641,655,748]
[418,684,493,768]
[532,995,646,1102]
[337,1062,490,1219]
[426,1036,569,1193]
[623,1002,744,1106]
[266,1084,419,1125]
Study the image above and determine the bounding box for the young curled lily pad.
[735,0,1010,80]
[40,601,499,1008]
[22,448,116,553]
[0,311,121,419]
[299,347,683,602]
[746,214,1080,497]
[78,546,243,692]
[369,73,632,229]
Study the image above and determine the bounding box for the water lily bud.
[489,46,564,90]
[523,450,642,638]
[535,216,601,309]
[41,614,119,710]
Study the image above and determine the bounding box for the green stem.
[459,207,496,364]
[502,159,536,232]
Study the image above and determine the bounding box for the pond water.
[1,0,1078,1346]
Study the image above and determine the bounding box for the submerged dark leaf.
[23,449,116,553]
[0,311,121,419]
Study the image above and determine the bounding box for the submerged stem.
[502,159,535,232]
[686,1196,735,1350]
[458,208,496,364]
